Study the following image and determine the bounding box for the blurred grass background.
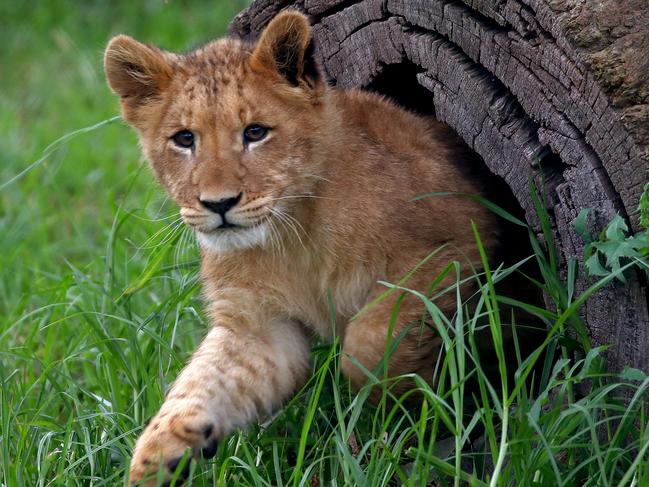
[0,0,247,284]
[0,2,250,485]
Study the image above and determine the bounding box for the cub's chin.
[196,224,270,254]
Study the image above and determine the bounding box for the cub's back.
[314,88,498,258]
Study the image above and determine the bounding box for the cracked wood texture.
[231,0,649,374]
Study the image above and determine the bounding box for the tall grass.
[2,2,648,486]
[3,117,649,485]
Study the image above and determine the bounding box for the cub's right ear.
[250,11,321,90]
[104,35,173,113]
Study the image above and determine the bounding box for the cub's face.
[104,13,325,252]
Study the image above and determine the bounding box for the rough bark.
[231,0,649,374]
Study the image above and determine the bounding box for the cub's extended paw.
[129,406,219,486]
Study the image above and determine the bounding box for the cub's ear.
[250,11,321,89]
[104,35,173,109]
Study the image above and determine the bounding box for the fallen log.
[231,0,649,374]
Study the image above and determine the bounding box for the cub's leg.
[341,281,455,399]
[129,319,311,486]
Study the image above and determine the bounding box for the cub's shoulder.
[333,88,449,156]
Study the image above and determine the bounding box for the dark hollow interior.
[365,62,535,272]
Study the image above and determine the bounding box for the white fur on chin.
[197,224,269,253]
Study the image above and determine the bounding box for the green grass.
[2,2,649,486]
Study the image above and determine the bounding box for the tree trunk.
[230,0,649,374]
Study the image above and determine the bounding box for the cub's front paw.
[129,406,219,486]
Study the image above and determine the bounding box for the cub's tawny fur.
[104,11,498,485]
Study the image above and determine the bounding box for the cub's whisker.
[124,210,179,223]
[302,172,332,183]
[138,216,184,250]
[265,214,284,259]
[268,194,337,202]
[269,207,307,250]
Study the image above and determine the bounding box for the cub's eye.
[172,130,195,149]
[243,124,269,145]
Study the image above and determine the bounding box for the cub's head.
[104,11,326,253]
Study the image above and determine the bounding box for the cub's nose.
[200,193,242,215]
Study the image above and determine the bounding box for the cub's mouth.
[180,205,267,232]
[190,214,270,234]
[179,204,272,253]
[179,193,298,253]
[195,219,271,253]
[217,220,237,229]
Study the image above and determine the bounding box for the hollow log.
[230,0,649,374]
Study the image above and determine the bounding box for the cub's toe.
[167,456,191,482]
[198,438,219,459]
[129,410,219,485]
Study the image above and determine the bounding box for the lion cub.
[104,10,497,485]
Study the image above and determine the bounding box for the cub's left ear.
[250,11,321,89]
